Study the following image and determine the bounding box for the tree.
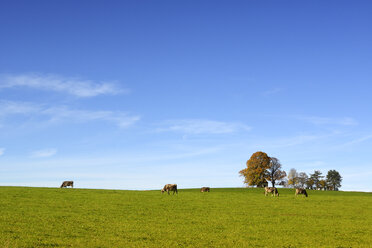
[297,172,308,188]
[305,178,315,190]
[319,179,327,190]
[239,151,271,187]
[326,170,342,191]
[309,170,323,190]
[278,178,288,187]
[266,157,287,187]
[287,168,299,188]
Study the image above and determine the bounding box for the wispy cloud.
[339,134,372,147]
[286,160,327,171]
[244,131,338,150]
[274,134,324,147]
[0,100,40,115]
[0,101,140,128]
[297,116,358,126]
[0,73,127,97]
[0,148,5,156]
[262,87,282,96]
[126,147,224,162]
[158,119,251,134]
[30,148,57,158]
[258,134,328,148]
[45,107,140,128]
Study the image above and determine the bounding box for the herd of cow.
[264,186,308,197]
[59,181,308,197]
[160,184,211,194]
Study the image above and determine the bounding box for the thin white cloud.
[339,134,372,147]
[285,160,327,171]
[246,132,338,150]
[158,119,251,134]
[275,134,324,147]
[348,134,372,145]
[43,107,140,128]
[262,87,282,96]
[258,134,327,148]
[0,73,127,97]
[0,148,5,156]
[0,100,140,128]
[30,148,57,158]
[0,100,40,115]
[125,147,223,162]
[298,116,358,126]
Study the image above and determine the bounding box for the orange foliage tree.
[239,151,271,187]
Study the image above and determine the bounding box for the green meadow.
[0,187,371,247]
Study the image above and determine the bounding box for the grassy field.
[0,187,371,247]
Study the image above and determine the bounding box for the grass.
[0,187,371,247]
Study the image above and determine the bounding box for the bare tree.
[297,172,308,188]
[266,157,287,187]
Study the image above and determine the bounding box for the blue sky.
[1,1,371,191]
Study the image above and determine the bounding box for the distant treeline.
[240,151,342,191]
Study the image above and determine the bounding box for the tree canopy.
[239,151,271,187]
[266,157,287,187]
[287,168,299,188]
[326,170,342,190]
[310,170,323,189]
[297,172,308,188]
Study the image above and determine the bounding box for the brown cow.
[60,181,74,188]
[200,187,210,192]
[264,187,279,197]
[161,184,178,195]
[295,188,308,197]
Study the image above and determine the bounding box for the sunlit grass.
[0,187,371,247]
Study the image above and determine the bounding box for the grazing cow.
[200,187,210,192]
[60,181,74,188]
[161,184,178,195]
[295,188,308,197]
[264,187,279,197]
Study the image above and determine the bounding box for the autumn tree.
[326,170,342,191]
[239,151,271,187]
[287,168,299,188]
[266,157,287,187]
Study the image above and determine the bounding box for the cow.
[60,181,74,188]
[161,184,178,195]
[264,187,279,197]
[295,188,308,197]
[200,187,210,192]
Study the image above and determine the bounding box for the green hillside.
[1,187,371,247]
